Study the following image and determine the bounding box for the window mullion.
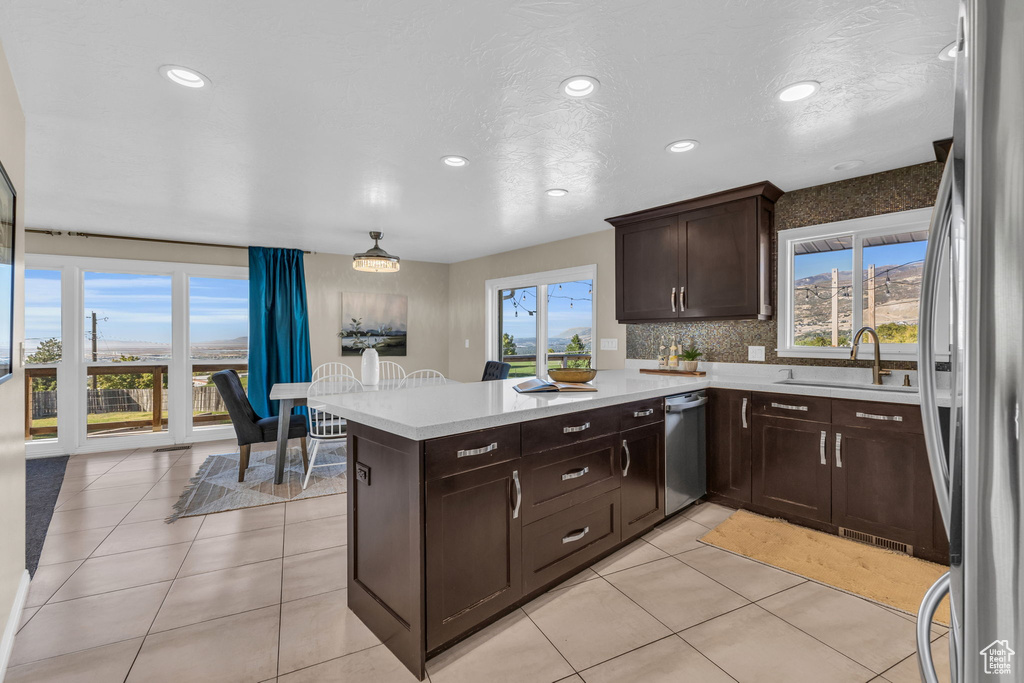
[537,284,548,377]
[852,234,863,344]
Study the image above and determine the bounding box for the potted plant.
[680,347,702,372]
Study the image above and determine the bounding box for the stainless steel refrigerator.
[917,1,1023,681]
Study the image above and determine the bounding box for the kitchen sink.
[775,378,918,393]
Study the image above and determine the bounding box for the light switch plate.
[600,338,618,351]
[464,339,469,348]
[748,345,766,362]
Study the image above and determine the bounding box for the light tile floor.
[10,439,951,683]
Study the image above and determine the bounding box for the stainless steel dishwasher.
[664,391,707,515]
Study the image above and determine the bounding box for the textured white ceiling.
[0,0,956,263]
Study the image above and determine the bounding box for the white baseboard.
[0,569,31,681]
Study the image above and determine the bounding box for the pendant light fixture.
[352,231,401,273]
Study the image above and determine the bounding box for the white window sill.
[776,347,949,363]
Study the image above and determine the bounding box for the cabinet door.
[707,388,751,502]
[615,216,680,321]
[425,460,522,650]
[751,415,831,523]
[678,199,759,319]
[831,426,934,548]
[620,422,665,539]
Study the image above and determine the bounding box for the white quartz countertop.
[318,369,938,441]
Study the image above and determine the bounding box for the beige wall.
[447,229,625,383]
[0,40,27,652]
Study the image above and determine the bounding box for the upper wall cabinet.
[607,182,783,323]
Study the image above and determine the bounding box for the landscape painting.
[340,292,408,356]
[0,160,15,384]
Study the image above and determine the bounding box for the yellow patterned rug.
[700,509,950,625]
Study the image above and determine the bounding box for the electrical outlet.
[600,338,618,351]
[356,463,371,485]
[748,345,766,362]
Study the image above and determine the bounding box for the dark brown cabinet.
[707,388,751,502]
[751,415,832,524]
[619,422,665,539]
[608,182,782,323]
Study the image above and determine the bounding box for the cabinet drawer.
[831,399,923,434]
[425,424,521,481]
[522,489,621,594]
[521,407,619,454]
[753,392,830,423]
[619,398,664,430]
[521,435,620,524]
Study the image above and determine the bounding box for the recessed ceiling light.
[159,65,208,89]
[777,80,820,102]
[441,155,469,167]
[666,139,699,153]
[833,160,864,171]
[938,41,958,61]
[546,188,569,197]
[560,75,599,98]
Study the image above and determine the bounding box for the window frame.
[776,207,949,361]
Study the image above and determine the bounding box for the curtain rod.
[26,228,313,254]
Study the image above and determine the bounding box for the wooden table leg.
[275,398,292,485]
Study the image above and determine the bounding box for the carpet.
[700,509,950,625]
[26,455,70,577]
[168,443,346,522]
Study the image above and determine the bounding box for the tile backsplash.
[625,161,944,370]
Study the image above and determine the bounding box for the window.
[189,276,249,429]
[487,266,596,378]
[777,207,947,360]
[25,269,62,441]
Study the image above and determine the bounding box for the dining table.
[268,377,456,484]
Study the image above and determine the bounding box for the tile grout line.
[276,503,288,680]
[518,607,578,677]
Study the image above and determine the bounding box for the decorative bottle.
[668,338,679,368]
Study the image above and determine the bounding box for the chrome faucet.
[850,326,892,385]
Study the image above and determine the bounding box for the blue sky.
[189,277,249,343]
[794,241,927,280]
[501,280,593,343]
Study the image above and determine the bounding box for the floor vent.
[839,527,912,555]
[153,444,193,452]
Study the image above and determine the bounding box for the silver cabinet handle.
[855,411,903,422]
[771,402,808,412]
[562,526,590,544]
[457,442,498,458]
[622,439,631,477]
[670,287,676,313]
[679,286,685,312]
[741,397,748,429]
[633,408,654,418]
[561,466,589,481]
[835,433,843,468]
[511,469,521,519]
[819,430,827,465]
[563,422,590,434]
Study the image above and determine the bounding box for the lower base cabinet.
[751,415,831,524]
[620,422,665,539]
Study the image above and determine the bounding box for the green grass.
[30,410,231,440]
[507,361,562,378]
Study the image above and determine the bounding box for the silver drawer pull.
[562,526,590,544]
[563,422,591,434]
[561,466,589,481]
[457,442,498,458]
[855,411,903,422]
[835,433,843,468]
[741,397,748,429]
[771,402,809,412]
[512,470,521,519]
[633,408,654,418]
[819,430,827,465]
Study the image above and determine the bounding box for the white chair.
[312,362,355,382]
[378,360,406,384]
[304,375,362,490]
[403,369,446,389]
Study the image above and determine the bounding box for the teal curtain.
[248,247,312,417]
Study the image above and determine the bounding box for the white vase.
[361,348,380,386]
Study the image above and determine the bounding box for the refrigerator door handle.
[916,572,950,683]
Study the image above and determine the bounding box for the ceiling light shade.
[159,65,208,88]
[666,139,699,153]
[560,75,599,98]
[832,159,864,171]
[353,231,401,273]
[442,155,469,167]
[938,41,958,61]
[546,188,569,197]
[777,80,820,102]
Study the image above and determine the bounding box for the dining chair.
[211,369,308,482]
[304,375,363,490]
[379,360,406,383]
[313,362,355,382]
[403,369,446,388]
[481,361,511,381]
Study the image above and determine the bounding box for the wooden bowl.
[547,368,597,383]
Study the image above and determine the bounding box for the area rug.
[700,509,950,625]
[168,443,346,522]
[25,455,70,577]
